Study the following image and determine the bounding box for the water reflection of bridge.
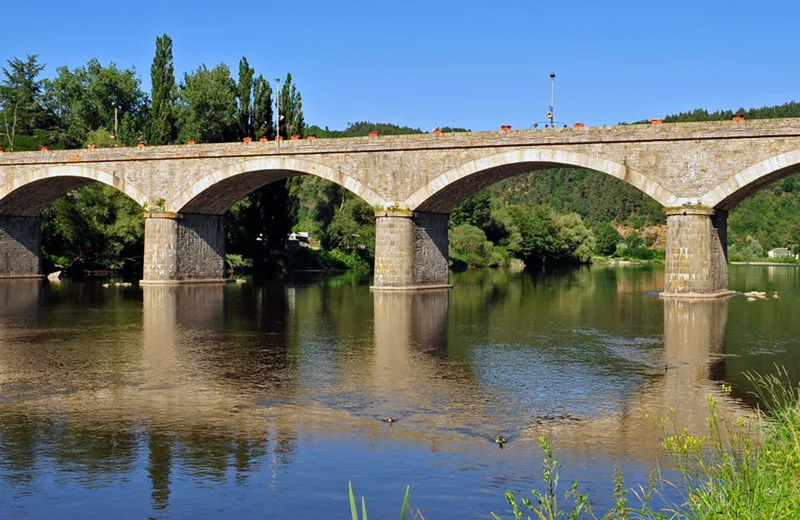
[0,278,749,510]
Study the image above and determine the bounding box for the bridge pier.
[141,212,227,285]
[372,211,451,290]
[0,215,43,278]
[662,207,731,298]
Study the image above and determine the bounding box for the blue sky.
[3,1,798,131]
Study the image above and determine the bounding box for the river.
[0,265,797,518]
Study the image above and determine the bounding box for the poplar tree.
[279,73,304,138]
[252,75,273,138]
[149,34,177,145]
[236,57,255,138]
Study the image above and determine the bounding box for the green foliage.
[558,213,595,264]
[346,484,418,520]
[225,253,252,274]
[252,75,273,138]
[45,58,146,148]
[149,34,177,145]
[593,221,622,256]
[305,121,423,138]
[451,188,492,231]
[236,57,255,138]
[279,73,304,138]
[507,205,594,267]
[450,224,507,267]
[41,184,144,274]
[0,55,48,151]
[326,197,375,260]
[177,63,238,143]
[85,128,115,148]
[493,167,666,228]
[290,247,370,271]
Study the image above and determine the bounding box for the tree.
[150,34,177,145]
[177,64,238,143]
[450,224,496,266]
[451,188,492,231]
[327,197,376,258]
[593,221,622,256]
[508,205,562,266]
[558,213,595,264]
[279,73,304,138]
[45,58,146,148]
[0,55,47,150]
[236,57,255,138]
[42,184,144,274]
[252,75,273,138]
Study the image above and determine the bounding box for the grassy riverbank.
[490,368,800,519]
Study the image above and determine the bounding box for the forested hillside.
[2,35,799,275]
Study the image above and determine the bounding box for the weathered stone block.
[0,215,42,278]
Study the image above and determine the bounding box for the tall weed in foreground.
[491,366,800,519]
[349,482,414,520]
[658,369,800,519]
[490,436,591,520]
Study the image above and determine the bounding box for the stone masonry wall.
[0,216,41,277]
[176,213,226,280]
[373,215,414,287]
[142,213,226,283]
[373,212,450,288]
[3,119,800,216]
[143,215,179,282]
[663,209,728,296]
[411,212,449,285]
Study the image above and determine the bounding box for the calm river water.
[0,265,798,519]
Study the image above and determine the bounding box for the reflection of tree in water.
[148,430,172,511]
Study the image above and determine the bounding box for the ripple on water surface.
[0,266,797,518]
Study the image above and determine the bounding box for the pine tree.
[0,55,46,150]
[236,57,255,139]
[149,34,176,145]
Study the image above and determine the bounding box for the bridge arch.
[701,149,800,209]
[404,149,676,213]
[0,165,149,216]
[169,157,389,214]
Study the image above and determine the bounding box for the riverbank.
[732,261,800,266]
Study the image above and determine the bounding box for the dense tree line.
[2,38,800,274]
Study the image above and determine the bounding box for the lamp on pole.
[274,77,281,141]
[548,72,555,126]
[112,100,119,144]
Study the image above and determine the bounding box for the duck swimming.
[495,436,506,445]
[384,417,395,424]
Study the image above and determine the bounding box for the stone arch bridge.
[2,118,800,296]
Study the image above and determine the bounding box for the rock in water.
[47,271,61,281]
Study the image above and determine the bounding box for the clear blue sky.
[3,1,798,131]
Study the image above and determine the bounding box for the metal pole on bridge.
[549,72,555,127]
